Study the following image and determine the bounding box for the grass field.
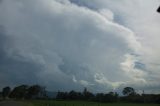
[29,100,160,106]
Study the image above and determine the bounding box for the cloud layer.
[0,0,160,93]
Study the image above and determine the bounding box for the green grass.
[28,100,160,106]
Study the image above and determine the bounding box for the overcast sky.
[0,0,160,93]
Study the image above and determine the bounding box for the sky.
[0,0,160,93]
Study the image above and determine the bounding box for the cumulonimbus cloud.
[0,0,160,93]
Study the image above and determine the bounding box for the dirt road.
[0,101,29,106]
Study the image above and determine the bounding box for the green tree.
[9,85,28,99]
[2,86,11,99]
[27,85,46,99]
[69,90,78,100]
[56,91,68,100]
[122,87,135,96]
[83,87,94,100]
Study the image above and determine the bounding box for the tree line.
[56,87,160,103]
[0,85,160,104]
[56,88,118,103]
[0,85,46,100]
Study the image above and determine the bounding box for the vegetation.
[2,86,11,99]
[56,88,160,104]
[1,85,47,100]
[0,84,160,105]
[122,87,135,96]
[30,100,160,106]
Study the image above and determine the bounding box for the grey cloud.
[69,0,160,93]
[0,0,159,93]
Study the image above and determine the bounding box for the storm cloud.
[0,0,160,93]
